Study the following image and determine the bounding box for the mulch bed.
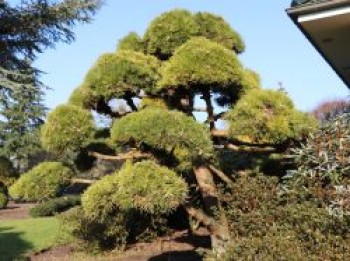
[29,229,211,261]
[0,202,35,220]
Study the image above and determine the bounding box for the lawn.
[0,217,64,261]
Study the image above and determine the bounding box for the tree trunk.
[202,90,215,131]
[193,165,231,253]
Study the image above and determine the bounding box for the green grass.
[0,217,65,261]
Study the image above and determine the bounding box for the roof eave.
[286,0,350,89]
[287,0,350,18]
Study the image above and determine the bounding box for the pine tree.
[0,0,102,169]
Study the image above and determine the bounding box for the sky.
[33,0,349,112]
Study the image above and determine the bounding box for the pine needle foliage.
[194,12,245,53]
[82,160,188,218]
[111,108,214,170]
[144,9,199,60]
[158,37,245,93]
[41,105,95,155]
[225,89,317,144]
[117,32,145,53]
[9,162,73,202]
[84,51,160,99]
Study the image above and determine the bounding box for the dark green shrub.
[215,172,350,260]
[0,157,17,188]
[0,192,8,209]
[29,195,81,217]
[9,162,73,202]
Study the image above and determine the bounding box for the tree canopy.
[37,8,318,254]
[0,0,101,170]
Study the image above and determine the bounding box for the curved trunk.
[193,165,231,253]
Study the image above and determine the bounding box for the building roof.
[287,0,350,89]
[291,1,331,7]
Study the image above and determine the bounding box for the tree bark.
[201,90,215,131]
[208,165,234,186]
[225,143,277,153]
[193,165,231,253]
[125,96,138,111]
[88,151,150,161]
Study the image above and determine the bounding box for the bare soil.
[0,202,35,220]
[29,229,211,261]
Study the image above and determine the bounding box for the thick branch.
[71,178,96,184]
[193,107,207,112]
[125,96,138,111]
[185,205,217,230]
[208,165,234,186]
[88,151,150,161]
[211,129,228,138]
[201,90,215,131]
[225,143,277,153]
[193,165,231,246]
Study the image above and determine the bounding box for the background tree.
[0,0,102,171]
[312,98,350,122]
[36,9,316,253]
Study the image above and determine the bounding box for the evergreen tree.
[37,9,316,254]
[0,0,102,169]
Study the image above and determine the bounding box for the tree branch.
[225,143,277,153]
[125,96,138,111]
[71,178,96,184]
[201,90,215,131]
[208,165,234,186]
[88,151,150,161]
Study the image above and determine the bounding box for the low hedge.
[29,195,81,217]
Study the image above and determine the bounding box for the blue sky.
[34,0,349,112]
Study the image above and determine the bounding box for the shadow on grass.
[0,227,33,261]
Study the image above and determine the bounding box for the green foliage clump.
[158,37,245,95]
[59,206,129,251]
[117,32,145,53]
[139,97,168,110]
[144,9,199,59]
[41,105,95,155]
[84,51,160,98]
[68,84,100,110]
[82,160,188,218]
[111,108,213,171]
[289,113,349,185]
[29,195,81,217]
[194,12,245,53]
[0,157,17,188]
[60,206,167,251]
[9,162,73,202]
[0,192,8,209]
[225,89,317,145]
[143,9,245,60]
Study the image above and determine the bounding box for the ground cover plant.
[30,9,318,256]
